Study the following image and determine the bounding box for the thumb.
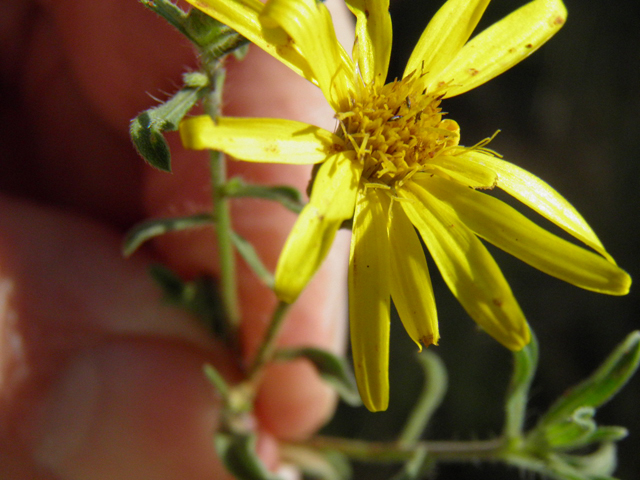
[0,196,279,479]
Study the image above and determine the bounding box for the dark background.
[324,0,640,478]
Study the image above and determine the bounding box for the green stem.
[248,301,291,381]
[209,149,240,334]
[398,351,448,446]
[202,64,241,339]
[300,435,507,463]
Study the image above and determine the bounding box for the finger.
[0,196,278,479]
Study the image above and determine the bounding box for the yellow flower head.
[180,0,631,412]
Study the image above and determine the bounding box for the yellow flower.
[179,0,631,411]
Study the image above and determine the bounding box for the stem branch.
[248,301,291,381]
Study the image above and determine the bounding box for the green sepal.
[230,231,275,289]
[281,445,352,480]
[275,347,362,406]
[147,264,228,339]
[398,351,447,445]
[390,446,432,480]
[536,331,640,429]
[215,432,282,480]
[223,177,305,214]
[504,331,539,439]
[130,72,209,172]
[123,212,215,257]
[185,9,249,58]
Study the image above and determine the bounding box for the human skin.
[0,0,353,478]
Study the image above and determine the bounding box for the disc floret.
[337,77,460,189]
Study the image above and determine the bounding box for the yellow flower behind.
[179,0,631,411]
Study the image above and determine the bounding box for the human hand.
[0,0,353,478]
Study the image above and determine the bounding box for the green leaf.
[504,331,539,439]
[148,265,228,339]
[537,331,640,429]
[398,351,448,445]
[130,72,209,172]
[585,426,628,444]
[123,213,214,257]
[204,363,231,400]
[215,432,282,480]
[230,231,274,289]
[542,407,597,450]
[224,177,305,213]
[275,347,362,406]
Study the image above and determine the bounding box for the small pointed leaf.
[542,407,597,450]
[123,213,215,257]
[224,177,305,213]
[230,232,274,289]
[148,265,228,339]
[276,347,361,406]
[215,432,282,480]
[130,72,209,172]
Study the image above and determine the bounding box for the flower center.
[337,77,460,188]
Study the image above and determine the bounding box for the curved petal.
[384,196,439,349]
[180,116,343,164]
[428,152,498,189]
[435,0,567,98]
[401,182,530,351]
[275,152,361,303]
[421,174,631,295]
[261,0,355,110]
[403,0,490,88]
[346,0,392,86]
[349,186,391,412]
[185,0,316,83]
[462,151,613,262]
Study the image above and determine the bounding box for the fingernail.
[33,349,100,473]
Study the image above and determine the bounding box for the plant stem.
[248,301,291,381]
[300,435,506,463]
[202,63,241,340]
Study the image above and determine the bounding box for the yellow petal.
[349,186,391,412]
[261,0,355,110]
[384,196,439,349]
[421,174,631,295]
[435,0,567,97]
[346,0,392,86]
[403,0,490,88]
[428,152,498,189]
[463,151,613,263]
[275,152,361,303]
[401,182,530,351]
[185,0,315,83]
[180,116,342,164]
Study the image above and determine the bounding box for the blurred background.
[324,0,640,478]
